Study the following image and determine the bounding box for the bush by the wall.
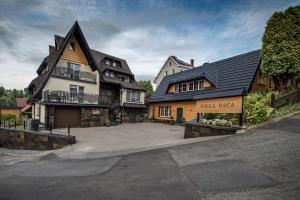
[243,93,274,124]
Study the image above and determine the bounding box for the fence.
[0,119,71,136]
[271,88,300,108]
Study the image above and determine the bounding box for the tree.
[139,80,154,99]
[0,86,29,106]
[262,6,300,94]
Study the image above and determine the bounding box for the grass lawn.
[271,101,300,118]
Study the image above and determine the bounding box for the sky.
[0,0,299,89]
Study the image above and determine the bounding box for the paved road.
[0,113,300,200]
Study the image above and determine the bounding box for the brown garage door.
[54,107,81,128]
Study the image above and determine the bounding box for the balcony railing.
[43,90,109,105]
[52,66,97,83]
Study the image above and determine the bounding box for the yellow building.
[149,50,275,124]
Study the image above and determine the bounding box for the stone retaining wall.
[0,128,76,150]
[184,121,240,138]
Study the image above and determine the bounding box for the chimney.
[190,59,194,67]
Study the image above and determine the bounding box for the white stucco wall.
[43,59,100,96]
[154,58,190,86]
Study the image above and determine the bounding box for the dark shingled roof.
[103,76,145,91]
[150,49,261,102]
[170,56,193,67]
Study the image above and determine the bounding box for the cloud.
[0,0,298,89]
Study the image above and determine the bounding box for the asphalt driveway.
[56,123,222,159]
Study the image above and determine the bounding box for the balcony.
[52,66,97,83]
[43,90,109,105]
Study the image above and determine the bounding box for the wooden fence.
[271,88,300,108]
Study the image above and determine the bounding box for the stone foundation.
[81,107,109,127]
[0,127,76,150]
[121,108,147,123]
[184,121,240,138]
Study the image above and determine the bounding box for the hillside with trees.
[0,86,29,106]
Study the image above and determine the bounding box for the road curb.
[243,111,300,133]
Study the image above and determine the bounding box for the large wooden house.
[149,50,275,123]
[27,22,146,128]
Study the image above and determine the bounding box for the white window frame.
[159,106,171,117]
[182,83,187,92]
[109,71,114,78]
[174,84,179,93]
[126,90,141,102]
[189,82,194,91]
[198,80,204,90]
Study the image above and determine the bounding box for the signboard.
[196,96,243,113]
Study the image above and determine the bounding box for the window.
[112,62,116,67]
[105,71,110,77]
[189,82,194,91]
[194,80,198,90]
[169,62,171,66]
[126,90,141,102]
[165,71,168,76]
[178,83,182,92]
[109,71,114,78]
[70,85,78,95]
[175,84,179,93]
[198,80,204,90]
[105,60,110,65]
[68,42,76,51]
[159,106,171,117]
[68,62,80,77]
[182,83,187,92]
[172,69,175,74]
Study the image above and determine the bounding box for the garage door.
[54,107,81,128]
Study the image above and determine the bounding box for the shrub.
[243,92,274,124]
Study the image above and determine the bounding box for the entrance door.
[176,108,183,123]
[129,111,136,123]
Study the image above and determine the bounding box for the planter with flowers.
[184,119,241,138]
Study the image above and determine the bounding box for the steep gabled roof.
[150,49,261,102]
[170,56,193,67]
[28,21,99,102]
[154,56,194,83]
[90,49,133,76]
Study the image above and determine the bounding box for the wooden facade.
[167,79,211,93]
[150,96,243,122]
[60,35,88,65]
[250,70,275,93]
[0,107,21,118]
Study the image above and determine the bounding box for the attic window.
[68,42,76,51]
[106,60,110,65]
[112,62,116,67]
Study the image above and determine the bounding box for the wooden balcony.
[52,67,97,83]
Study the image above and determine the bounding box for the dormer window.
[106,60,110,65]
[68,42,76,51]
[198,80,204,90]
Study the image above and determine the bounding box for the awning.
[123,103,147,108]
[21,104,32,113]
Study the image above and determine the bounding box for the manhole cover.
[182,159,277,192]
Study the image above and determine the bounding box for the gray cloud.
[0,0,298,89]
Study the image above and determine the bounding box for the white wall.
[43,58,100,96]
[154,58,190,86]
